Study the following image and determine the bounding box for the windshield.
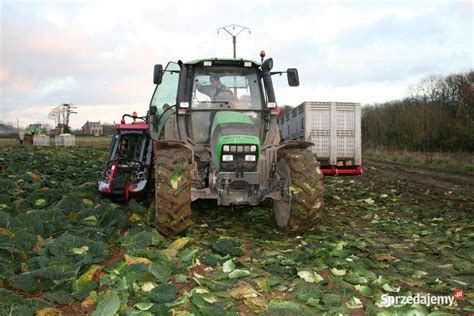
[192,68,262,110]
[189,67,264,144]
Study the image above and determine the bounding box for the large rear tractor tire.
[273,148,324,234]
[154,147,192,237]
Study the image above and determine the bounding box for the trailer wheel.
[154,147,192,237]
[273,148,324,234]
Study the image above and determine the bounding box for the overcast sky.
[0,0,472,128]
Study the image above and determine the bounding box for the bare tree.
[48,107,61,127]
[47,103,78,133]
[61,103,78,132]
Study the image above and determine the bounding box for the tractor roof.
[184,58,261,67]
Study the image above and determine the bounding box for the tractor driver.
[196,74,236,103]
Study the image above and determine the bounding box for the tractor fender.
[268,140,315,180]
[154,140,194,164]
[276,140,314,159]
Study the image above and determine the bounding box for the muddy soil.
[364,158,474,195]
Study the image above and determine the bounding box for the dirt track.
[360,158,474,219]
[363,158,474,195]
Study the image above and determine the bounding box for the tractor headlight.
[245,155,256,162]
[223,145,230,152]
[222,154,234,161]
[250,145,257,152]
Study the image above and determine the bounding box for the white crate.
[55,134,76,147]
[33,135,50,146]
[279,101,361,166]
[63,135,75,147]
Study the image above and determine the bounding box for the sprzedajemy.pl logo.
[378,289,464,307]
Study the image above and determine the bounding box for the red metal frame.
[100,162,119,193]
[99,113,146,200]
[321,165,363,176]
[115,122,148,130]
[124,182,130,201]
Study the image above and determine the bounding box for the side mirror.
[153,64,163,84]
[287,68,299,87]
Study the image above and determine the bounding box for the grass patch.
[0,138,17,148]
[75,136,112,147]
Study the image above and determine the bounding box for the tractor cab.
[189,66,264,143]
[187,64,266,186]
[98,113,153,201]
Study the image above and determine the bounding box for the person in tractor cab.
[196,74,236,102]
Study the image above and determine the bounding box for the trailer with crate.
[279,101,362,176]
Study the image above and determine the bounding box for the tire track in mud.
[363,158,474,195]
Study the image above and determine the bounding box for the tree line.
[362,70,474,152]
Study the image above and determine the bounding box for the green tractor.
[23,123,43,144]
[148,55,324,237]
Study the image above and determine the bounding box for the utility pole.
[217,24,251,58]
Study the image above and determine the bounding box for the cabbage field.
[0,146,472,315]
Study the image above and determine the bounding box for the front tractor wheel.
[154,147,192,237]
[273,148,324,234]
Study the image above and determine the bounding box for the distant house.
[82,121,103,136]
